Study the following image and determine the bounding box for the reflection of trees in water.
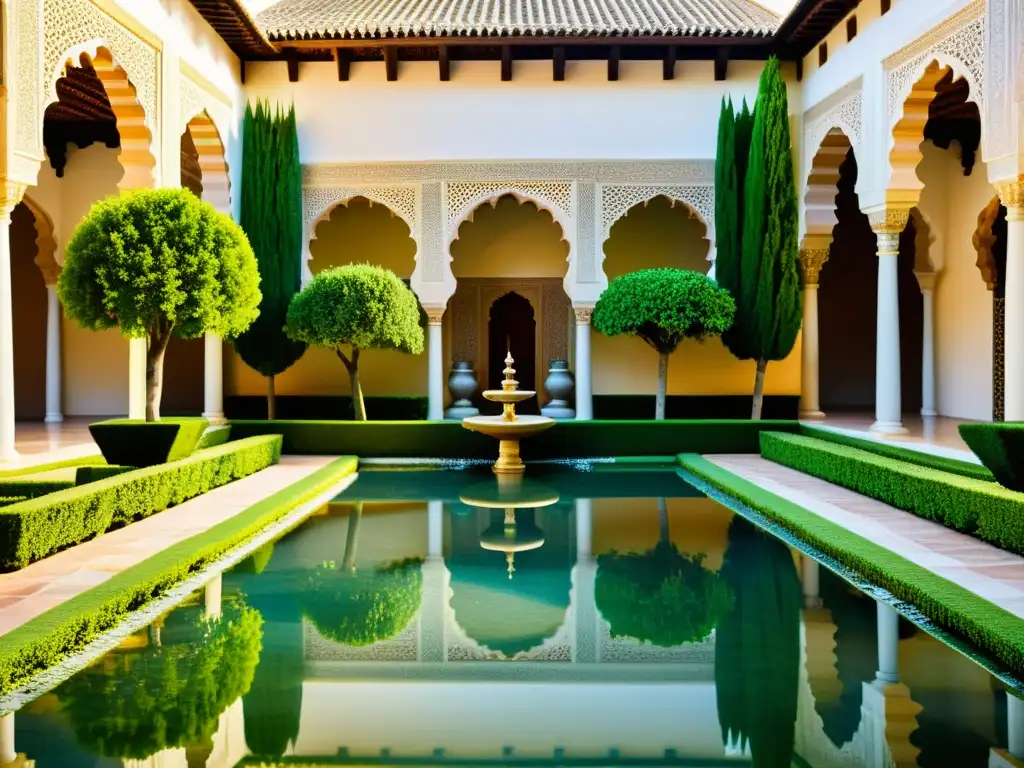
[300,504,423,646]
[596,498,732,647]
[58,600,262,759]
[715,516,800,768]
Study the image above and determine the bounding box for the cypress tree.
[738,57,802,419]
[234,101,307,419]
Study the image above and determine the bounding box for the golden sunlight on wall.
[596,197,801,396]
[225,197,427,398]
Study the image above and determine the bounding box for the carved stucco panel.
[984,0,1010,159]
[542,281,571,365]
[15,0,43,154]
[803,90,863,174]
[599,185,715,247]
[576,181,598,283]
[42,0,159,140]
[179,77,208,129]
[446,181,574,243]
[420,181,445,283]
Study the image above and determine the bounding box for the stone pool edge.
[0,455,359,710]
[677,452,1024,694]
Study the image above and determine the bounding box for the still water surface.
[5,465,1021,768]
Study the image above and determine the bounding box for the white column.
[799,248,829,420]
[869,214,908,435]
[428,500,443,558]
[574,307,593,420]
[128,337,147,419]
[1009,693,1024,759]
[203,573,222,619]
[420,501,448,663]
[426,308,444,421]
[801,556,822,610]
[999,181,1024,420]
[202,332,225,423]
[0,712,14,764]
[915,271,937,417]
[573,498,597,663]
[0,198,19,462]
[44,284,63,423]
[876,601,900,683]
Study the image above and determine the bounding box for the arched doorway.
[488,292,537,414]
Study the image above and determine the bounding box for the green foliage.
[715,96,753,350]
[596,541,732,646]
[75,465,134,485]
[227,419,801,457]
[737,57,802,366]
[60,603,263,758]
[715,517,800,767]
[302,558,423,645]
[678,453,1024,679]
[0,479,74,499]
[760,431,1024,554]
[89,417,210,467]
[958,423,1024,490]
[196,424,233,450]
[0,456,358,696]
[286,264,424,355]
[234,101,307,379]
[58,187,261,341]
[0,454,105,479]
[592,269,735,354]
[801,425,993,481]
[0,435,283,571]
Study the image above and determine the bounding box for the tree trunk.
[145,325,174,422]
[751,357,768,420]
[657,497,669,544]
[342,502,363,572]
[655,351,669,420]
[337,347,366,421]
[266,375,277,421]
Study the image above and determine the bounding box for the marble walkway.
[703,454,1024,619]
[0,455,336,638]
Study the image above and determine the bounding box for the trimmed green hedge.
[225,395,428,420]
[594,394,799,420]
[0,454,105,479]
[0,478,75,499]
[89,417,209,467]
[959,423,1024,490]
[0,455,358,696]
[228,419,801,458]
[197,424,233,450]
[678,453,1024,678]
[760,431,1024,554]
[0,435,283,571]
[800,424,993,482]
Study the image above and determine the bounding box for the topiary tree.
[595,499,733,647]
[735,57,802,420]
[233,101,307,420]
[58,187,261,421]
[286,264,424,420]
[592,268,735,419]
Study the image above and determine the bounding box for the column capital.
[996,177,1024,221]
[799,248,830,287]
[865,206,911,234]
[425,306,445,326]
[0,181,26,220]
[913,270,939,293]
[573,306,594,325]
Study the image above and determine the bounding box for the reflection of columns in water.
[801,556,822,610]
[876,601,899,683]
[428,500,443,558]
[573,498,597,664]
[419,500,449,663]
[0,712,15,765]
[203,573,222,620]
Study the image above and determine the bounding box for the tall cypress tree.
[234,102,307,419]
[738,57,802,419]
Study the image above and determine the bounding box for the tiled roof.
[256,0,781,40]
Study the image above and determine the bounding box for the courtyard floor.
[809,412,976,459]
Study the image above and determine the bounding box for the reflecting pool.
[3,464,1022,768]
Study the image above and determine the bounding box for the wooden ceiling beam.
[553,45,566,80]
[438,44,450,80]
[501,45,512,81]
[334,48,351,80]
[663,45,676,80]
[384,45,398,80]
[714,47,729,81]
[607,44,620,80]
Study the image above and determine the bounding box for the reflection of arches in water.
[487,291,537,414]
[447,507,573,657]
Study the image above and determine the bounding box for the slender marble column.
[426,308,445,421]
[202,333,225,423]
[876,601,900,683]
[128,337,147,419]
[1009,693,1024,759]
[998,179,1024,420]
[428,499,443,558]
[0,189,21,462]
[868,209,910,435]
[801,556,822,610]
[799,248,829,420]
[43,284,63,423]
[914,271,938,417]
[574,307,593,420]
[420,500,448,663]
[0,712,14,764]
[203,574,222,620]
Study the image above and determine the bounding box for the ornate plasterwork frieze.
[303,185,420,242]
[884,0,985,130]
[984,0,1011,159]
[40,0,159,145]
[15,0,43,155]
[599,184,715,244]
[303,159,715,187]
[802,80,863,172]
[179,77,209,130]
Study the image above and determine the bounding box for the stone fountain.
[462,351,555,475]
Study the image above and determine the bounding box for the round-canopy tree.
[58,188,261,421]
[592,268,735,419]
[286,264,424,421]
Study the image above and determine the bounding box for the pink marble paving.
[704,454,1024,619]
[0,455,335,637]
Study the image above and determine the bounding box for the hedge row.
[0,454,105,479]
[677,454,1024,678]
[760,431,1024,554]
[958,422,1024,490]
[228,419,801,458]
[0,479,75,499]
[0,455,358,696]
[0,435,284,571]
[799,424,993,482]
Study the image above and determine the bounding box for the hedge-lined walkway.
[703,454,1024,619]
[0,455,334,637]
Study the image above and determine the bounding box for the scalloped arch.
[600,186,714,245]
[306,193,418,278]
[803,128,854,242]
[184,111,231,215]
[447,185,573,251]
[20,194,59,285]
